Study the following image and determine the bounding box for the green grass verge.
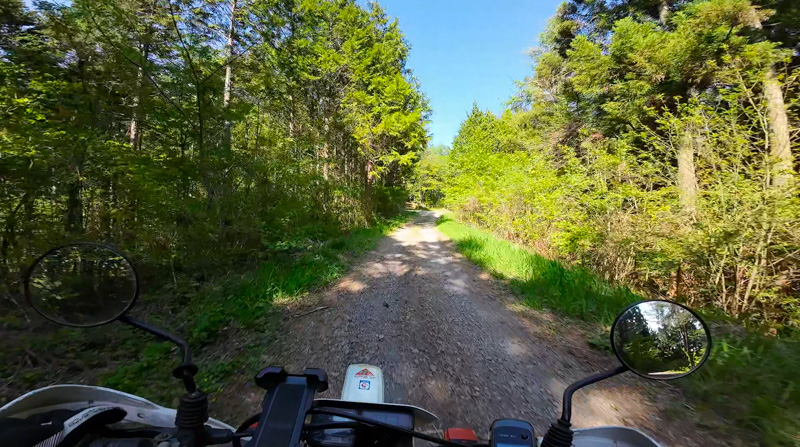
[436,212,638,325]
[2,212,411,409]
[102,212,411,402]
[436,211,800,446]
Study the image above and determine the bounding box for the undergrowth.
[436,212,637,326]
[436,211,800,446]
[1,212,411,411]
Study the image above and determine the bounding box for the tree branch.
[85,7,197,132]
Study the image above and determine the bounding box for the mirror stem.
[119,315,193,365]
[561,365,628,422]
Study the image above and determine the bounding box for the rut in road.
[221,211,718,446]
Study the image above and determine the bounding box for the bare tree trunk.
[129,43,149,151]
[363,158,374,223]
[222,0,237,154]
[765,65,794,188]
[677,129,697,215]
[658,0,670,25]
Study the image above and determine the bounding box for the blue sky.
[363,0,562,147]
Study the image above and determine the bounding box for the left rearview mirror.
[25,242,139,328]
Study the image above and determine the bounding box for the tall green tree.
[0,0,428,301]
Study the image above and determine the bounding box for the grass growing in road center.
[435,213,638,326]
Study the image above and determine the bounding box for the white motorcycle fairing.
[326,364,439,427]
[0,384,235,432]
[539,426,662,447]
[341,364,385,404]
[0,375,660,447]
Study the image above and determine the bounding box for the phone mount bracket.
[247,367,329,447]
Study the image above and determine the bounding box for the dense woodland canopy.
[412,2,800,441]
[0,0,428,297]
[4,0,800,444]
[421,0,800,333]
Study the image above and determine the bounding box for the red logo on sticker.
[354,368,375,378]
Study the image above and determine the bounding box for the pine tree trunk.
[677,129,697,215]
[765,65,794,188]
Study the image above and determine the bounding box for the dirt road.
[222,211,717,446]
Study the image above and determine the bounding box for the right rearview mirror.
[611,300,711,380]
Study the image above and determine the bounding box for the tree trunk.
[658,0,670,25]
[363,158,374,223]
[129,42,149,151]
[677,129,697,215]
[66,165,83,234]
[321,142,330,180]
[222,0,237,154]
[765,65,794,188]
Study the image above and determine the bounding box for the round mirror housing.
[611,300,711,380]
[25,242,139,328]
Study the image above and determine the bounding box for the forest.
[413,0,800,443]
[3,0,800,444]
[1,0,427,299]
[423,0,800,332]
[0,0,426,417]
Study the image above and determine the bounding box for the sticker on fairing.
[34,406,119,447]
[358,380,371,390]
[354,368,375,378]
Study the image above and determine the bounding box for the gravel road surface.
[221,211,719,446]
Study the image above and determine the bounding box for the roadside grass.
[435,213,637,326]
[684,333,800,446]
[436,211,800,446]
[104,211,412,403]
[2,212,411,410]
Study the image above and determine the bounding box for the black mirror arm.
[118,315,193,364]
[118,315,199,392]
[542,365,629,447]
[561,365,628,421]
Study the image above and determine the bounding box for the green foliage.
[0,0,425,409]
[3,212,409,406]
[441,0,799,333]
[408,147,448,207]
[437,213,638,325]
[684,333,800,445]
[439,210,800,445]
[0,0,428,293]
[423,0,800,444]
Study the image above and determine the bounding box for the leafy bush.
[438,212,800,446]
[1,213,410,407]
[437,213,637,325]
